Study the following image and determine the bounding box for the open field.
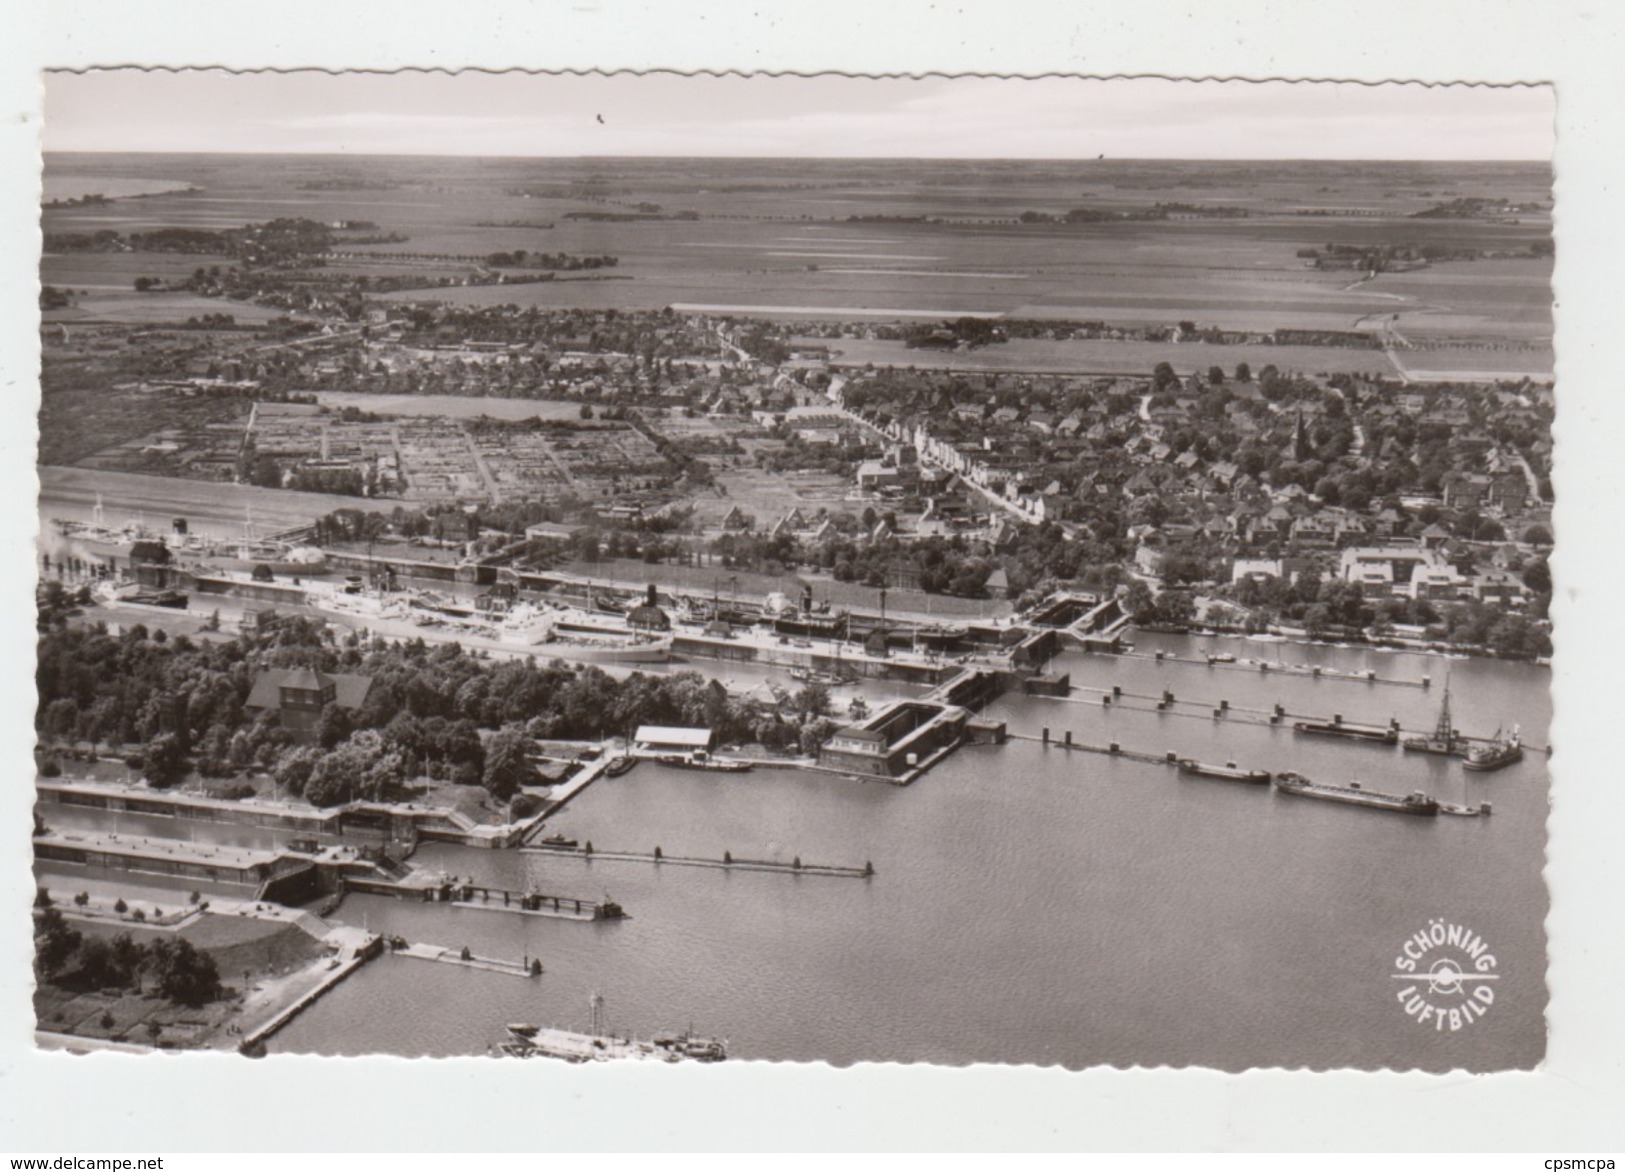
[43,175,198,201]
[1362,259,1553,341]
[312,392,583,420]
[44,154,1552,340]
[42,291,285,326]
[41,251,242,290]
[691,468,858,528]
[814,336,1399,378]
[1390,349,1557,380]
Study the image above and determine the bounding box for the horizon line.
[42,149,1553,164]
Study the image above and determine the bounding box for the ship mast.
[589,991,604,1039]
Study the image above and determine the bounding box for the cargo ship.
[1291,718,1399,745]
[498,995,726,1063]
[1273,771,1439,816]
[494,605,675,664]
[1463,726,1523,772]
[194,542,329,578]
[1176,758,1271,784]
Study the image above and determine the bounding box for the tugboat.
[847,694,870,721]
[1403,679,1465,757]
[1463,726,1524,772]
[1273,771,1439,816]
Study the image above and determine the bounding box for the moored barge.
[1292,719,1399,745]
[1272,771,1439,816]
[1175,758,1271,784]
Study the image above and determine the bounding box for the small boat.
[1206,652,1236,664]
[540,833,578,848]
[604,755,638,778]
[1463,726,1523,772]
[847,695,870,721]
[507,1023,540,1039]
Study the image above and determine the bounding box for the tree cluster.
[34,906,223,1007]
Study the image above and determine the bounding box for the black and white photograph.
[26,68,1560,1075]
[10,2,1625,1147]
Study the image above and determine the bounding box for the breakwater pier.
[522,841,875,878]
[1103,645,1433,689]
[344,875,626,921]
[1006,729,1492,816]
[392,941,541,978]
[1020,683,1549,754]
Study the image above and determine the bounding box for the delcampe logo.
[1392,919,1500,1031]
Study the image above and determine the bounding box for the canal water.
[245,635,1549,1069]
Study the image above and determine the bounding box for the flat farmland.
[1392,346,1556,379]
[816,336,1398,378]
[41,251,241,290]
[43,154,1551,343]
[1362,258,1553,340]
[41,290,285,325]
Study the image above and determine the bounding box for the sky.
[43,71,1554,160]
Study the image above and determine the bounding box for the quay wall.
[669,633,956,684]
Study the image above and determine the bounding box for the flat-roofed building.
[632,725,714,755]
